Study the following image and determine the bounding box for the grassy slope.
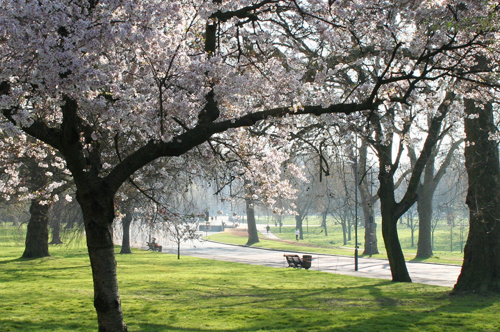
[1,224,500,331]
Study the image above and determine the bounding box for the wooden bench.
[146,241,162,252]
[284,254,312,269]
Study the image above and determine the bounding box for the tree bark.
[22,199,50,258]
[77,187,127,332]
[358,140,379,255]
[416,188,433,257]
[49,199,69,245]
[454,100,500,293]
[364,221,378,255]
[245,198,259,245]
[49,216,64,245]
[295,214,304,240]
[177,241,181,260]
[411,136,462,259]
[378,168,412,282]
[371,95,451,282]
[321,211,328,236]
[120,209,132,254]
[341,215,348,245]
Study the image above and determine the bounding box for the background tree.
[357,139,380,255]
[408,127,464,258]
[49,197,82,245]
[370,95,454,282]
[0,134,73,258]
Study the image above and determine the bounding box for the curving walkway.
[145,225,461,288]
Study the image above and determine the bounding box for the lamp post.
[346,156,359,271]
[354,155,359,272]
[369,169,374,257]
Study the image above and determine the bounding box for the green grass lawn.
[228,216,467,265]
[1,224,500,331]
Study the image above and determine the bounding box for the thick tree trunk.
[363,221,378,255]
[416,190,433,258]
[454,100,500,293]
[379,187,412,282]
[120,211,132,254]
[379,214,411,281]
[361,196,379,255]
[381,215,410,281]
[360,181,379,255]
[77,189,127,332]
[357,139,379,255]
[245,198,259,245]
[22,199,50,258]
[375,132,411,282]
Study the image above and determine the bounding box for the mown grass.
[1,224,500,331]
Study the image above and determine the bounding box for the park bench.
[146,240,162,252]
[284,254,312,269]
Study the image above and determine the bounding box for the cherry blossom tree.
[0,134,73,258]
[159,209,202,260]
[208,127,302,245]
[1,0,499,330]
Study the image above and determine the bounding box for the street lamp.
[354,155,359,272]
[346,156,359,272]
[369,168,374,257]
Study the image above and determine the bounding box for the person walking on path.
[266,225,270,233]
[295,229,300,241]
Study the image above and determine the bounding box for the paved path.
[149,225,461,288]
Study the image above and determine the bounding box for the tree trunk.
[245,198,259,245]
[371,96,450,282]
[77,189,128,332]
[120,210,132,254]
[341,217,347,245]
[381,215,410,281]
[454,100,500,293]
[379,183,412,282]
[361,202,379,255]
[375,126,411,282]
[357,141,379,255]
[295,214,304,240]
[416,190,433,258]
[410,223,414,247]
[22,199,50,258]
[321,211,328,236]
[49,216,64,245]
[363,221,378,255]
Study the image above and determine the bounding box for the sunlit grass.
[254,215,468,257]
[1,224,499,331]
[209,222,465,265]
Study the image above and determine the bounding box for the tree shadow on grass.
[320,281,500,332]
[130,280,500,332]
[0,319,97,332]
[0,257,25,265]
